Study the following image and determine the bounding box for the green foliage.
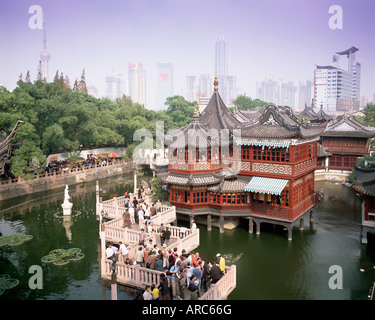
[233,94,269,110]
[363,104,375,127]
[152,177,168,202]
[1,77,201,177]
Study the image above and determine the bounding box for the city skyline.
[0,0,374,110]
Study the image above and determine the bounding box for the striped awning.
[236,139,290,149]
[244,177,289,195]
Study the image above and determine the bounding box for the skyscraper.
[298,80,313,109]
[156,62,173,111]
[128,62,146,105]
[314,46,361,114]
[186,75,196,102]
[105,73,124,101]
[214,34,237,105]
[215,34,228,104]
[39,15,51,82]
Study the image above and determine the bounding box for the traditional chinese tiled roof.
[199,90,244,131]
[235,108,262,124]
[164,112,211,148]
[321,114,375,138]
[158,171,223,186]
[318,144,332,157]
[239,105,326,140]
[299,104,333,122]
[207,176,250,193]
[352,165,375,196]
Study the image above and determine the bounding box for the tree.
[363,104,375,127]
[233,94,269,110]
[10,140,46,180]
[25,71,31,83]
[151,177,168,202]
[78,69,88,93]
[36,61,43,82]
[42,124,66,156]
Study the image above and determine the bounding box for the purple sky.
[0,0,374,109]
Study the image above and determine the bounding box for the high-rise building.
[198,74,212,98]
[214,34,237,105]
[40,15,51,82]
[314,46,361,114]
[215,34,228,105]
[186,75,196,102]
[128,62,146,105]
[298,80,313,109]
[156,62,173,111]
[105,74,124,101]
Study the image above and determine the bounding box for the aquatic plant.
[0,274,19,295]
[41,248,84,266]
[0,233,33,247]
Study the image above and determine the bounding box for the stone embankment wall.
[0,161,133,201]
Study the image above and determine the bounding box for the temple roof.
[299,104,333,122]
[321,114,375,138]
[164,112,212,148]
[199,90,244,131]
[234,108,262,124]
[158,171,223,186]
[352,165,375,196]
[239,105,326,140]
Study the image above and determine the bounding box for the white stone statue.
[62,185,73,215]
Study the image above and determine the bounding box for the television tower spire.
[40,13,51,82]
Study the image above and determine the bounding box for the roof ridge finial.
[214,76,219,91]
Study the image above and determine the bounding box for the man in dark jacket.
[209,261,223,284]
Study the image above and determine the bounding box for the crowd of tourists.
[134,248,227,301]
[104,182,227,300]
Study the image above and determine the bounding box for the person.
[209,261,223,284]
[135,246,144,266]
[217,253,226,274]
[151,284,159,300]
[144,206,150,219]
[139,228,146,246]
[146,239,154,251]
[163,227,171,246]
[170,260,182,300]
[128,206,135,225]
[138,186,143,199]
[143,286,152,300]
[191,219,197,232]
[121,210,130,228]
[186,262,193,288]
[150,203,157,216]
[154,254,164,271]
[119,241,128,261]
[138,206,145,230]
[158,274,170,300]
[158,223,166,244]
[148,251,158,270]
[106,243,114,259]
[156,199,161,212]
[188,274,200,300]
[124,258,133,266]
[178,266,187,300]
[193,260,203,289]
[202,259,211,290]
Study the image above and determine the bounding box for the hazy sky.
[0,0,374,109]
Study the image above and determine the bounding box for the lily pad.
[0,274,19,295]
[41,248,84,266]
[0,233,33,247]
